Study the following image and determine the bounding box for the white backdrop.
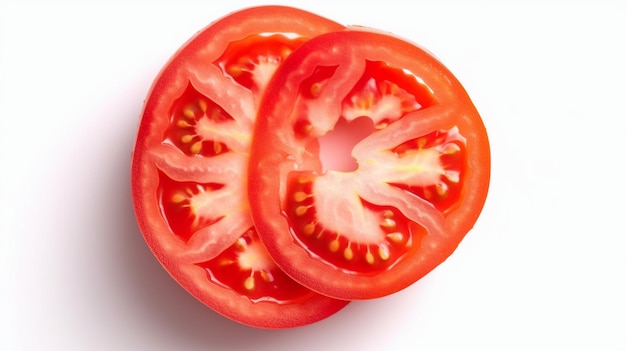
[2,0,625,350]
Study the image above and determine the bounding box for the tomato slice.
[131,6,348,328]
[248,29,490,300]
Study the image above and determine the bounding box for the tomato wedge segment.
[248,29,490,300]
[131,6,348,328]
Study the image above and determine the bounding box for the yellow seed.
[295,206,308,216]
[235,237,247,249]
[344,247,354,260]
[303,223,316,235]
[380,217,396,230]
[365,251,375,265]
[445,170,460,183]
[171,193,186,204]
[383,210,394,218]
[183,107,195,119]
[213,141,223,154]
[219,259,234,266]
[298,176,311,184]
[227,65,243,77]
[417,138,427,149]
[190,141,202,154]
[386,232,404,243]
[296,121,313,136]
[198,99,208,113]
[260,271,272,283]
[435,182,447,196]
[244,276,255,290]
[389,82,400,94]
[181,135,194,143]
[177,120,192,128]
[378,245,390,261]
[375,122,389,130]
[329,240,340,253]
[423,188,433,200]
[293,191,308,202]
[310,83,322,98]
[280,47,292,58]
[443,143,461,155]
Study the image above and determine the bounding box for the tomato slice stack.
[131,6,490,328]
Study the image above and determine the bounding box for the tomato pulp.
[131,6,348,328]
[248,29,490,300]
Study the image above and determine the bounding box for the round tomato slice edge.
[248,29,490,300]
[131,6,348,328]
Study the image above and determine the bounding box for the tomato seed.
[365,251,375,265]
[343,247,354,260]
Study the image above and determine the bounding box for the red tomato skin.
[248,29,490,300]
[131,6,348,329]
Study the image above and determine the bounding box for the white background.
[2,0,625,350]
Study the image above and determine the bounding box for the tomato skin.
[131,6,348,328]
[248,29,490,300]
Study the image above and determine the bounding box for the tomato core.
[318,116,375,172]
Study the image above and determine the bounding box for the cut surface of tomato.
[248,29,490,300]
[131,6,348,328]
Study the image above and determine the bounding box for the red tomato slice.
[131,6,348,328]
[248,29,490,300]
